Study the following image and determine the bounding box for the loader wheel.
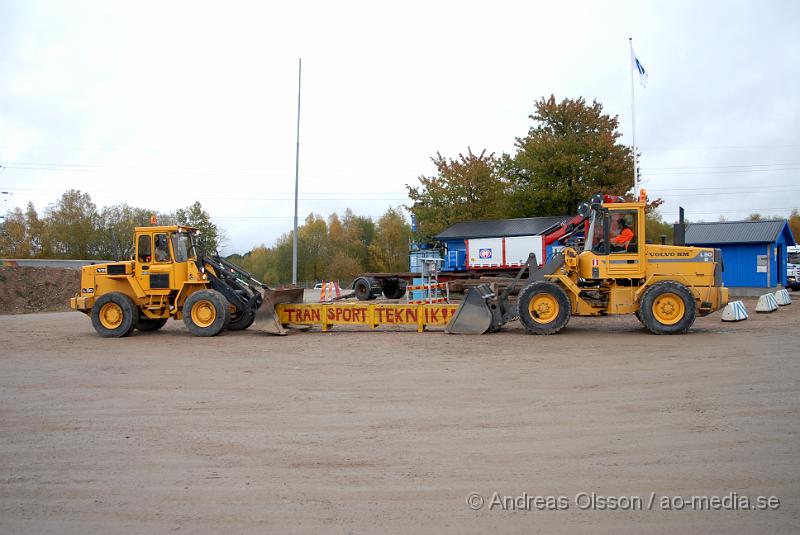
[91,293,138,338]
[228,307,255,331]
[137,317,168,332]
[382,279,406,300]
[518,281,571,335]
[183,289,230,337]
[640,281,696,335]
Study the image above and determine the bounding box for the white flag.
[631,47,648,87]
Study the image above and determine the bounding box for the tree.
[645,211,674,244]
[406,149,506,242]
[44,189,97,259]
[95,204,154,260]
[789,208,800,243]
[368,207,411,272]
[504,95,634,218]
[175,201,226,256]
[0,208,28,257]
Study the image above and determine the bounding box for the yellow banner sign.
[276,303,460,332]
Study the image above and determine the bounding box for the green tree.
[368,207,411,272]
[95,204,154,260]
[44,189,97,259]
[504,95,634,217]
[175,201,226,256]
[406,149,506,242]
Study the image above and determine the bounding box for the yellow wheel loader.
[70,225,303,337]
[446,193,729,335]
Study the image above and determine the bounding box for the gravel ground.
[0,297,798,534]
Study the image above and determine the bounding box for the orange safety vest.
[612,227,634,245]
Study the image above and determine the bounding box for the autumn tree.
[368,207,412,272]
[789,208,799,242]
[406,149,506,242]
[504,95,634,217]
[0,208,28,257]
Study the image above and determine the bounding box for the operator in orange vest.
[611,217,634,251]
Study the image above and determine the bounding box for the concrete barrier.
[774,289,792,306]
[721,300,748,322]
[756,293,779,313]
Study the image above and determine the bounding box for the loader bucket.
[445,284,502,335]
[253,287,305,335]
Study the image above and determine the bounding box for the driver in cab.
[610,216,634,252]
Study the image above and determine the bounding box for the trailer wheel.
[518,281,571,335]
[353,278,376,301]
[137,317,168,332]
[183,289,230,337]
[639,281,696,335]
[382,278,406,300]
[91,292,138,337]
[228,307,255,331]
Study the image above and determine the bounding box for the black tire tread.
[517,281,572,335]
[137,317,168,332]
[183,289,230,337]
[639,281,696,335]
[91,292,138,338]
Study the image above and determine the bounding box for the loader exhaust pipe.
[254,287,305,335]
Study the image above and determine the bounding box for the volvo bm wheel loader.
[446,193,729,335]
[70,224,302,337]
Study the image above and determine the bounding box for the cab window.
[137,235,152,263]
[154,233,171,262]
[610,211,637,253]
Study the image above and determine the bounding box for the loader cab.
[581,200,646,280]
[133,226,199,294]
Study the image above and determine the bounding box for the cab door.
[147,232,175,295]
[135,232,174,295]
[606,208,645,278]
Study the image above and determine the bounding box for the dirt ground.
[0,298,798,534]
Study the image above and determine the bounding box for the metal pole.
[292,58,302,286]
[629,38,638,197]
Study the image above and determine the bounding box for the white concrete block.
[774,289,791,306]
[721,300,748,321]
[756,293,779,312]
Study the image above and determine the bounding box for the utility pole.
[292,58,302,286]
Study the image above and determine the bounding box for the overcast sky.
[1,0,798,254]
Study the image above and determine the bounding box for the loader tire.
[91,292,138,338]
[640,281,696,335]
[228,307,255,331]
[183,289,230,337]
[518,281,571,335]
[382,279,406,300]
[137,317,168,332]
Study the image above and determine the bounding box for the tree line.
[0,189,224,260]
[0,188,411,286]
[230,207,410,286]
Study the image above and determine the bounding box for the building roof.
[685,219,794,245]
[434,216,569,240]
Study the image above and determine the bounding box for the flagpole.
[629,38,639,197]
[292,58,302,286]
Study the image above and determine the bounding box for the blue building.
[433,216,569,271]
[686,219,796,294]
